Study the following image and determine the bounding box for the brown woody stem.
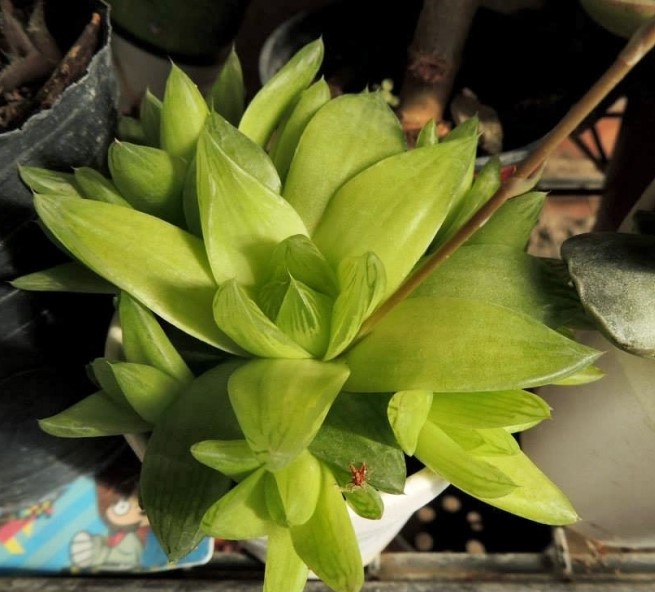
[356,16,655,341]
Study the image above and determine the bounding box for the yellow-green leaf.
[387,390,433,455]
[19,165,81,196]
[192,439,261,481]
[139,89,162,147]
[228,358,349,470]
[239,38,324,147]
[314,136,476,296]
[160,63,209,161]
[74,167,132,208]
[209,45,245,127]
[270,450,321,525]
[11,262,116,294]
[344,297,602,393]
[264,526,309,592]
[290,463,364,592]
[33,194,240,353]
[196,126,307,286]
[213,280,310,358]
[284,92,406,234]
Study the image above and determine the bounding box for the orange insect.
[348,463,368,488]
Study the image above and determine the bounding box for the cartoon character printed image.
[70,463,149,571]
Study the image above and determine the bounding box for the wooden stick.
[356,17,655,341]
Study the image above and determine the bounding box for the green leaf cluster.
[17,39,603,592]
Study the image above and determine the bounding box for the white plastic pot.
[105,320,450,565]
[522,178,655,548]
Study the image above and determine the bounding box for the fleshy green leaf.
[344,297,602,392]
[192,439,262,481]
[33,194,240,353]
[440,425,521,456]
[139,89,162,147]
[228,358,349,470]
[209,45,245,127]
[416,119,438,147]
[239,38,324,147]
[412,244,585,329]
[550,364,604,385]
[310,392,406,494]
[141,362,243,560]
[196,125,307,287]
[118,293,194,383]
[108,141,187,225]
[415,421,517,498]
[429,390,551,430]
[205,112,281,193]
[270,450,322,526]
[213,280,310,358]
[263,234,338,297]
[202,466,271,539]
[432,157,501,250]
[38,391,150,437]
[117,115,145,144]
[160,63,209,161]
[290,463,364,592]
[10,262,117,294]
[562,232,655,357]
[182,157,202,236]
[313,136,476,296]
[108,362,182,423]
[271,78,331,182]
[387,390,433,455]
[284,92,406,234]
[325,252,386,360]
[468,191,546,249]
[475,450,579,525]
[344,484,384,520]
[264,526,309,592]
[74,167,133,208]
[275,277,332,357]
[19,165,81,196]
[91,358,131,407]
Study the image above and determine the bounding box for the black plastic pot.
[0,0,123,516]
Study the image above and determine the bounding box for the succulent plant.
[13,39,602,592]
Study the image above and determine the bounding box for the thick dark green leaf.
[11,262,117,294]
[201,466,271,539]
[562,232,655,357]
[344,483,384,520]
[228,358,349,470]
[108,141,187,225]
[74,167,132,208]
[310,392,406,494]
[271,78,331,182]
[313,135,476,296]
[415,421,517,499]
[196,126,307,287]
[140,361,243,560]
[209,46,245,127]
[413,244,585,329]
[38,391,150,437]
[429,390,550,430]
[290,463,364,592]
[284,92,406,233]
[325,252,386,360]
[33,194,240,353]
[160,63,209,161]
[467,192,545,250]
[118,293,194,382]
[264,526,309,592]
[387,390,433,455]
[213,280,310,358]
[191,439,261,481]
[239,38,324,147]
[344,297,602,392]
